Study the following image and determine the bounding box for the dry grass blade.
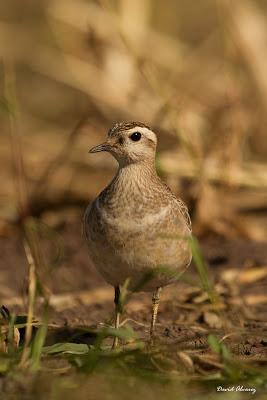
[160,154,267,189]
[19,239,37,366]
[222,266,267,284]
[221,0,267,112]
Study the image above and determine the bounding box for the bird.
[84,121,192,347]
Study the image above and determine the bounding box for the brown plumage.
[84,121,192,345]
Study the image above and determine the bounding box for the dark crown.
[108,121,151,137]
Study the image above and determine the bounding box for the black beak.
[88,142,112,153]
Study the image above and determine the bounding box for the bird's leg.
[112,285,120,349]
[149,287,162,344]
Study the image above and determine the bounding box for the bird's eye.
[130,132,141,142]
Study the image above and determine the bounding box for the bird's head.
[89,121,157,166]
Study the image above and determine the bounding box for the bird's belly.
[86,219,191,291]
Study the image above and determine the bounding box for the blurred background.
[0,3,267,393]
[1,0,267,240]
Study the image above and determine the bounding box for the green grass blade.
[189,235,219,304]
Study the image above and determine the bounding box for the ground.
[0,216,267,399]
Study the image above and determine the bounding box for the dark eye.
[130,132,141,142]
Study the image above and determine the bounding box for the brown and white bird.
[84,122,192,347]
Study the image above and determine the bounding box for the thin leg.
[112,286,120,349]
[149,287,162,343]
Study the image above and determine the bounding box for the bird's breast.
[98,200,173,234]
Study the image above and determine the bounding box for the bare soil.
[1,214,267,358]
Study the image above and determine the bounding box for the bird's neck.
[100,160,159,207]
[116,160,157,184]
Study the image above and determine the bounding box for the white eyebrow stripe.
[127,127,157,143]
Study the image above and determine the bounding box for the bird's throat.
[100,161,159,209]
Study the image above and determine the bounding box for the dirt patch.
[1,217,267,352]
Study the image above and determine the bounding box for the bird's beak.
[88,142,112,153]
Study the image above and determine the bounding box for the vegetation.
[0,0,267,399]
